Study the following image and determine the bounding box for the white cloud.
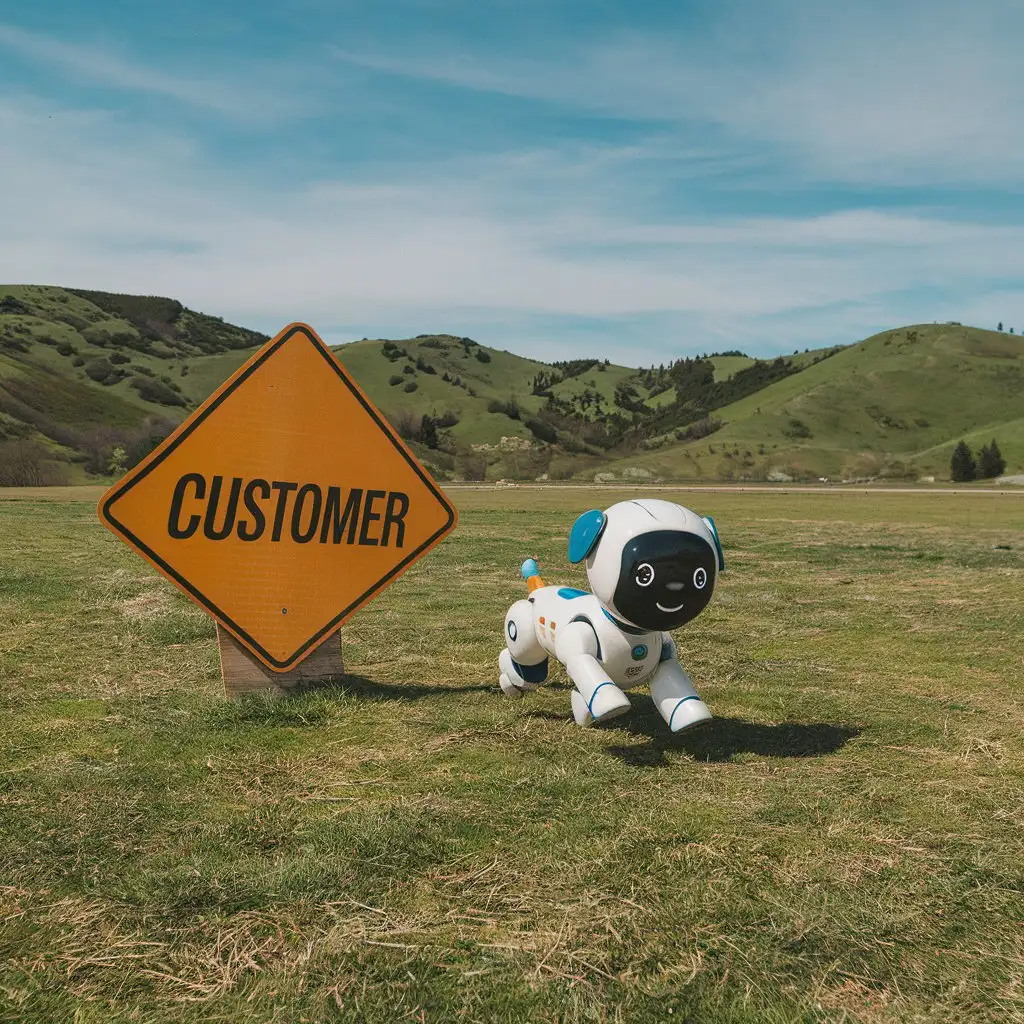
[332,0,1024,187]
[1,89,1022,364]
[0,23,309,120]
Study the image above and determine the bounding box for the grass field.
[1,487,1023,1023]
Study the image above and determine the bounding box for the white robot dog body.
[499,498,725,731]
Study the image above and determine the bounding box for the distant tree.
[0,440,69,486]
[950,440,977,482]
[108,445,127,475]
[420,414,438,449]
[978,439,1007,479]
[998,322,1004,331]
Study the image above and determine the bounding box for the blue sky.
[1,0,1022,365]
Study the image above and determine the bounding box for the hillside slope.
[3,285,1017,485]
[596,324,1024,482]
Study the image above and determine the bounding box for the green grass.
[1,486,1023,1022]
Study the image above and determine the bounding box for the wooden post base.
[217,625,345,699]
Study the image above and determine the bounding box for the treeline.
[633,356,801,439]
[66,289,268,355]
[951,439,1006,481]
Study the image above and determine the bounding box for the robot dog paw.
[571,685,631,727]
[499,672,541,698]
[667,696,713,733]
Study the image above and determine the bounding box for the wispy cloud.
[2,3,1022,363]
[332,0,1024,187]
[0,23,308,120]
[2,90,1021,364]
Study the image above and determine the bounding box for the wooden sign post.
[97,323,457,697]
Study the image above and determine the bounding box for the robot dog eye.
[693,567,708,589]
[635,563,655,587]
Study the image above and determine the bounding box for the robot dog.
[498,499,724,731]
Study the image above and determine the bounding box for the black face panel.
[612,529,717,630]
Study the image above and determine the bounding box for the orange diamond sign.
[98,323,457,671]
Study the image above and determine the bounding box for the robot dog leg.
[556,621,632,727]
[648,635,713,733]
[498,599,548,698]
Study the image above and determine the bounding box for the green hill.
[1,286,1020,485]
[594,324,1024,483]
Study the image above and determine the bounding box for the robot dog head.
[568,499,724,631]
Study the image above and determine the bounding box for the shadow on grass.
[604,711,861,766]
[311,674,497,702]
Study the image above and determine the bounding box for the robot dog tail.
[521,558,546,593]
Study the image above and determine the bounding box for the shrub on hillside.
[388,374,403,386]
[83,358,127,386]
[487,398,521,420]
[391,409,419,441]
[457,452,487,481]
[403,380,418,393]
[109,352,131,365]
[420,415,438,449]
[0,440,70,486]
[0,296,30,315]
[783,418,812,439]
[475,349,492,363]
[525,417,558,444]
[674,417,723,442]
[130,376,187,407]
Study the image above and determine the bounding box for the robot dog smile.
[498,499,725,731]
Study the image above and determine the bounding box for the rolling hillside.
[595,324,1024,483]
[1,285,1020,484]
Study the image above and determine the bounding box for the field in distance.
[1,486,1022,1023]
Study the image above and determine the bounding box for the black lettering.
[320,487,363,544]
[270,481,298,541]
[168,473,205,539]
[237,479,270,541]
[203,476,242,540]
[291,484,323,543]
[359,489,385,546]
[381,491,409,548]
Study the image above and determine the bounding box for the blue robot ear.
[702,516,725,572]
[568,509,607,563]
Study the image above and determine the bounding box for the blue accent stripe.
[703,516,725,572]
[668,696,701,731]
[587,681,614,716]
